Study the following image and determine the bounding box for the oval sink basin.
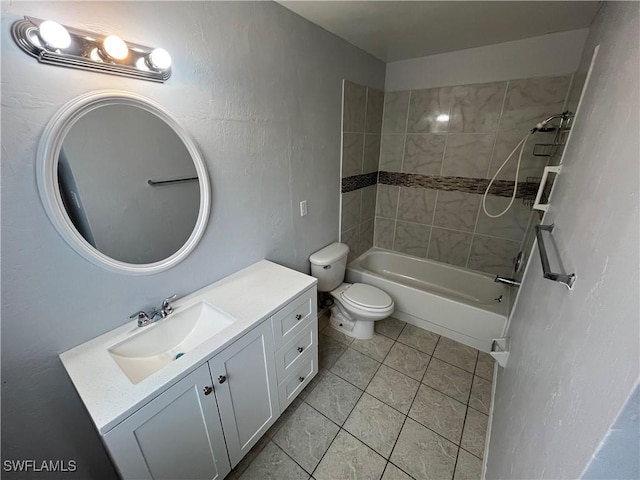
[108,301,235,384]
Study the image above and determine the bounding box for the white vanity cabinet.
[100,284,317,480]
[271,288,319,409]
[208,319,279,466]
[103,319,279,479]
[102,363,231,480]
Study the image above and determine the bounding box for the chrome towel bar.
[147,176,198,186]
[534,223,576,289]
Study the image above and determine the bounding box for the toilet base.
[329,307,375,339]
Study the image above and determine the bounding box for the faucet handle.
[162,294,177,314]
[130,311,151,327]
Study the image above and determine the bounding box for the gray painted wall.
[1,2,384,478]
[486,2,640,478]
[582,384,640,479]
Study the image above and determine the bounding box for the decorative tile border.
[341,172,378,193]
[378,171,538,199]
[341,171,538,198]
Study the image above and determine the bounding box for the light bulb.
[135,57,149,71]
[103,35,128,60]
[436,114,450,122]
[148,48,171,70]
[38,20,71,50]
[89,48,101,62]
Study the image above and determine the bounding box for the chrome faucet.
[130,294,177,327]
[494,276,521,287]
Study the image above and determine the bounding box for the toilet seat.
[340,283,393,311]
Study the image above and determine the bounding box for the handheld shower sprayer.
[481,111,573,218]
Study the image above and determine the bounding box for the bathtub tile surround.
[230,314,492,480]
[340,81,384,261]
[378,171,540,198]
[374,74,573,276]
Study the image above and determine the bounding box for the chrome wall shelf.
[535,223,576,289]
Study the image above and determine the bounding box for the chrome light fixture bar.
[11,16,172,83]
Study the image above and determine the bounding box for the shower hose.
[482,116,558,218]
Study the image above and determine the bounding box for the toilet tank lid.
[309,242,349,266]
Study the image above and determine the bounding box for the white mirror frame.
[36,90,211,275]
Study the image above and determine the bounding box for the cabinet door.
[103,364,231,480]
[210,320,279,467]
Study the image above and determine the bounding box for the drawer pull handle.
[203,385,213,396]
[299,376,305,383]
[295,314,302,320]
[218,375,227,384]
[297,346,304,353]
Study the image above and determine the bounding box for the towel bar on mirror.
[534,223,576,290]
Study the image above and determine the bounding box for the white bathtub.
[346,248,510,352]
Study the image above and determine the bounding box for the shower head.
[532,111,574,133]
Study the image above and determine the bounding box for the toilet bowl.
[328,283,394,339]
[309,242,395,340]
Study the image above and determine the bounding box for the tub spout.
[494,276,521,287]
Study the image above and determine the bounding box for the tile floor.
[225,313,495,480]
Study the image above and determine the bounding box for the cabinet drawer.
[278,348,318,411]
[275,321,318,383]
[272,288,316,349]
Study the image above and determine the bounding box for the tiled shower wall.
[340,81,384,262]
[374,75,573,276]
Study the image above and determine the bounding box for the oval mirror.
[37,91,210,274]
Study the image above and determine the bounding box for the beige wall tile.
[407,87,454,133]
[397,187,437,225]
[342,132,364,178]
[382,91,410,134]
[442,133,495,178]
[403,134,446,175]
[449,81,507,133]
[343,80,367,132]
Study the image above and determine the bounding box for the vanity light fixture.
[102,35,129,60]
[37,20,71,49]
[11,16,172,83]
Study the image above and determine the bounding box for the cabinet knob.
[203,385,213,396]
[295,314,302,320]
[297,346,304,353]
[299,376,305,383]
[218,375,227,384]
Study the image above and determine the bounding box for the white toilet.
[309,242,394,339]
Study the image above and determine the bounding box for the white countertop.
[59,260,317,434]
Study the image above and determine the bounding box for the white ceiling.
[277,1,602,62]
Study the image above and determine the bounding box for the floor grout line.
[260,320,492,480]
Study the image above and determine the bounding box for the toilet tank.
[309,242,349,292]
